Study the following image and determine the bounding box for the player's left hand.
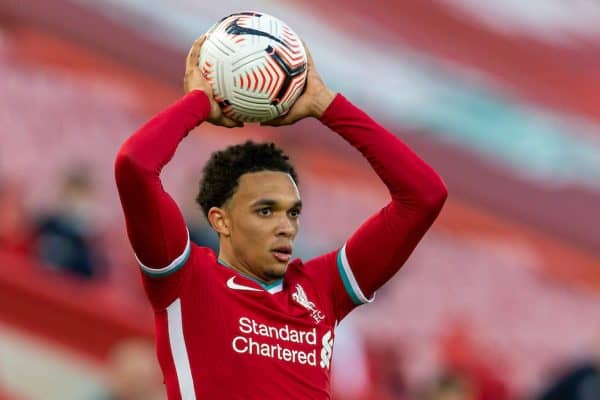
[184,35,243,128]
[261,41,336,126]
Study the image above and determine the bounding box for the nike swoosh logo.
[226,277,262,292]
[225,19,290,49]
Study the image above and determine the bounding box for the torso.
[151,245,338,400]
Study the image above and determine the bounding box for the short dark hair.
[196,140,298,216]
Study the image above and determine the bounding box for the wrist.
[187,88,209,98]
[311,88,336,118]
[183,89,212,121]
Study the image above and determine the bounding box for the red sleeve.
[317,94,448,319]
[114,90,210,307]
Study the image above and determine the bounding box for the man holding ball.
[115,34,447,399]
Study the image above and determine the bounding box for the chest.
[182,274,336,372]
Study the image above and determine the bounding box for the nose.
[275,215,296,237]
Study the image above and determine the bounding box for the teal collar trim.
[218,258,283,290]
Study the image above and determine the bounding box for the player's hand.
[184,35,243,128]
[261,41,336,126]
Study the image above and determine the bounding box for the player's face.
[226,171,301,282]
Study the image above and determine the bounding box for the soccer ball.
[198,12,308,122]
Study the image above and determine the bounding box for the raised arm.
[264,42,447,315]
[115,36,240,276]
[321,95,447,301]
[115,91,209,271]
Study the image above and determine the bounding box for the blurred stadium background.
[1,0,599,399]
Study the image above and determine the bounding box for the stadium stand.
[1,1,599,399]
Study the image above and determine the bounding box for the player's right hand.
[184,35,243,128]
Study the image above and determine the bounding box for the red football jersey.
[141,239,368,399]
[115,90,447,399]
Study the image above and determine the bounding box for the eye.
[288,208,301,218]
[257,207,272,217]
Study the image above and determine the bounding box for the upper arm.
[303,196,443,321]
[115,149,191,307]
[344,198,444,301]
[115,152,189,266]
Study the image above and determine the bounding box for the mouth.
[271,245,292,263]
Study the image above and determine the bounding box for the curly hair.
[196,141,298,216]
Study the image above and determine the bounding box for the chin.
[265,265,287,280]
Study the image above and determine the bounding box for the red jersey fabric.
[115,90,447,399]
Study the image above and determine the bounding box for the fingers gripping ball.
[199,12,308,123]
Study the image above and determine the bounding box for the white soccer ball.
[198,12,308,122]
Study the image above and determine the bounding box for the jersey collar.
[218,258,284,293]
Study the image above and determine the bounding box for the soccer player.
[115,36,447,399]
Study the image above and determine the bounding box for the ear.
[207,206,230,237]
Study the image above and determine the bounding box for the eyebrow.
[251,198,303,209]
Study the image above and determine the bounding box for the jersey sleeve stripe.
[167,298,196,399]
[336,244,375,305]
[135,229,191,277]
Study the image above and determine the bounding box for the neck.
[218,255,255,279]
[218,244,274,285]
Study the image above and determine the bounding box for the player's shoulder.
[191,242,217,258]
[189,243,219,270]
[173,243,220,290]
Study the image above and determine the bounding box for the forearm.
[319,94,447,206]
[116,90,210,174]
[115,90,210,268]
